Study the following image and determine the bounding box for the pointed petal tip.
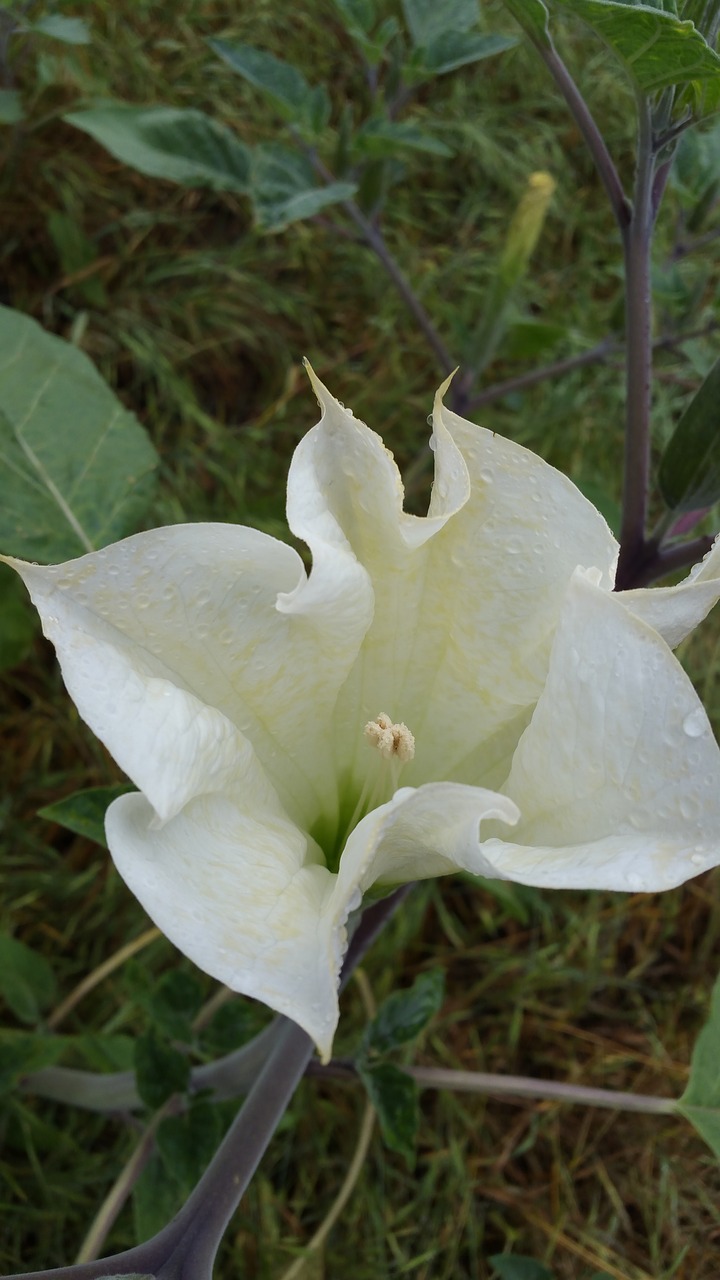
[302,358,336,413]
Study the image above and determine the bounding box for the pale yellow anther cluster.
[364,712,415,763]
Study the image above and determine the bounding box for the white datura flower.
[6,368,720,1060]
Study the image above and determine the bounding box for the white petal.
[487,571,720,891]
[5,519,370,827]
[621,534,720,648]
[333,782,520,903]
[106,790,343,1059]
[298,376,619,795]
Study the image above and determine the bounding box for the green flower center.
[309,712,415,874]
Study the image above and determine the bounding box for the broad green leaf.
[359,1062,418,1161]
[0,88,24,124]
[0,934,56,1024]
[490,1257,556,1280]
[64,104,251,192]
[0,567,35,670]
[38,784,136,847]
[32,14,91,44]
[366,969,444,1055]
[501,0,552,47]
[0,1031,68,1094]
[401,0,478,47]
[333,0,376,34]
[354,118,453,157]
[250,144,356,230]
[134,1029,190,1109]
[207,40,329,132]
[74,1033,135,1071]
[677,969,720,1157]
[0,306,158,561]
[412,30,518,76]
[557,0,720,113]
[658,356,720,511]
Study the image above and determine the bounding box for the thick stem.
[616,97,656,590]
[6,890,414,1280]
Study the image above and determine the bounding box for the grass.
[1,0,720,1276]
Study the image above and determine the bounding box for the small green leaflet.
[31,15,90,44]
[354,118,452,157]
[250,144,356,230]
[0,306,158,561]
[65,104,251,192]
[677,969,720,1158]
[658,356,720,512]
[401,0,479,47]
[364,969,445,1055]
[358,1061,419,1162]
[134,1029,190,1109]
[409,31,518,78]
[208,40,330,133]
[38,784,136,847]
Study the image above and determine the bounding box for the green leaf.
[156,1098,222,1189]
[64,104,251,192]
[412,30,518,77]
[0,566,36,670]
[401,0,478,47]
[366,969,444,1055]
[333,0,376,34]
[490,1257,556,1280]
[38,784,136,847]
[32,15,91,44]
[145,970,205,1042]
[0,307,158,561]
[359,1061,418,1161]
[134,1030,190,1110]
[557,0,720,113]
[73,1033,135,1072]
[0,88,24,124]
[200,998,268,1056]
[677,969,720,1157]
[658,356,720,511]
[207,40,329,132]
[354,118,452,157]
[0,1031,68,1094]
[250,144,356,230]
[133,1152,183,1241]
[500,0,552,47]
[0,934,57,1025]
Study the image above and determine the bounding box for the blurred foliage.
[0,0,720,1278]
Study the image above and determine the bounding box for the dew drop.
[682,708,707,738]
[479,469,494,484]
[691,852,706,867]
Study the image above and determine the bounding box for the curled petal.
[488,571,720,891]
[106,790,342,1059]
[621,535,720,648]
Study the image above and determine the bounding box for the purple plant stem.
[615,98,656,590]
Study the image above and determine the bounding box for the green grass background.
[1,1,720,1277]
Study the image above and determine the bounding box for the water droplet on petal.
[479,469,494,484]
[682,708,707,738]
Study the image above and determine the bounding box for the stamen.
[364,712,415,763]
